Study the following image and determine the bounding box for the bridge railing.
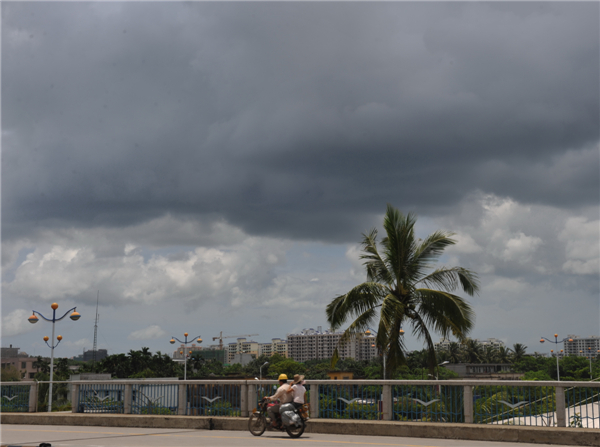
[2,379,598,428]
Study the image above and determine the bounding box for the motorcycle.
[248,397,308,438]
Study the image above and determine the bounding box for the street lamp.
[581,347,594,379]
[540,334,572,381]
[428,361,450,380]
[170,332,202,380]
[28,303,81,412]
[259,361,269,380]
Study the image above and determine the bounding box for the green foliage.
[223,363,243,375]
[78,348,180,379]
[522,370,552,381]
[202,400,241,416]
[0,365,22,382]
[569,412,583,428]
[268,359,306,379]
[326,205,479,378]
[345,402,380,420]
[129,368,156,379]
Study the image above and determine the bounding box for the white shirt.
[291,383,306,404]
[269,383,292,404]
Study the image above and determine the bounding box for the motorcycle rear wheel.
[285,420,305,438]
[248,413,267,436]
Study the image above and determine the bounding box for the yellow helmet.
[278,374,288,381]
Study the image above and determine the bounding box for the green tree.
[326,205,479,376]
[462,339,483,363]
[0,365,22,381]
[496,346,512,364]
[512,343,527,363]
[269,359,306,379]
[481,345,498,363]
[446,342,462,363]
[33,356,50,375]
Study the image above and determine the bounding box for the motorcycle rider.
[288,374,306,409]
[266,374,293,427]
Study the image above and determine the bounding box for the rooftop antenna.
[92,291,99,365]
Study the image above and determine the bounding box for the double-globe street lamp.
[170,333,202,380]
[540,334,573,381]
[28,303,81,412]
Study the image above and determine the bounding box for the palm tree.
[496,346,512,364]
[326,205,479,376]
[512,343,527,363]
[481,345,498,364]
[462,339,483,363]
[447,342,462,363]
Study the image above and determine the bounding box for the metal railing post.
[124,384,133,414]
[310,383,319,419]
[382,384,392,421]
[29,382,39,413]
[178,383,187,416]
[463,385,473,423]
[71,384,79,413]
[555,386,566,427]
[241,383,248,417]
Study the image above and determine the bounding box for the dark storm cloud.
[2,2,598,242]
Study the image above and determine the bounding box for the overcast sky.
[2,2,598,360]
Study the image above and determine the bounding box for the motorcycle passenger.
[288,374,306,409]
[267,374,292,427]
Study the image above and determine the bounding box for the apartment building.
[564,335,600,357]
[259,338,288,358]
[0,345,40,380]
[287,327,377,362]
[173,343,204,359]
[227,338,260,363]
[435,337,505,351]
[478,338,505,348]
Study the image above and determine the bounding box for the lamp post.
[540,334,572,381]
[28,303,81,412]
[581,347,594,379]
[170,333,202,380]
[259,361,269,380]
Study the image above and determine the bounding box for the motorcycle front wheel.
[248,413,267,436]
[285,420,305,438]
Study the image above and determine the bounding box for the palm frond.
[382,206,418,289]
[325,282,387,330]
[360,228,393,284]
[330,308,378,369]
[418,267,480,296]
[414,289,475,340]
[408,312,438,373]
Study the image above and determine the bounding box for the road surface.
[0,425,578,447]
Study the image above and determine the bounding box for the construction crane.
[212,332,259,350]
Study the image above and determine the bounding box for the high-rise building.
[564,335,600,357]
[435,337,505,351]
[173,343,203,359]
[259,338,288,358]
[227,338,260,363]
[287,327,377,362]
